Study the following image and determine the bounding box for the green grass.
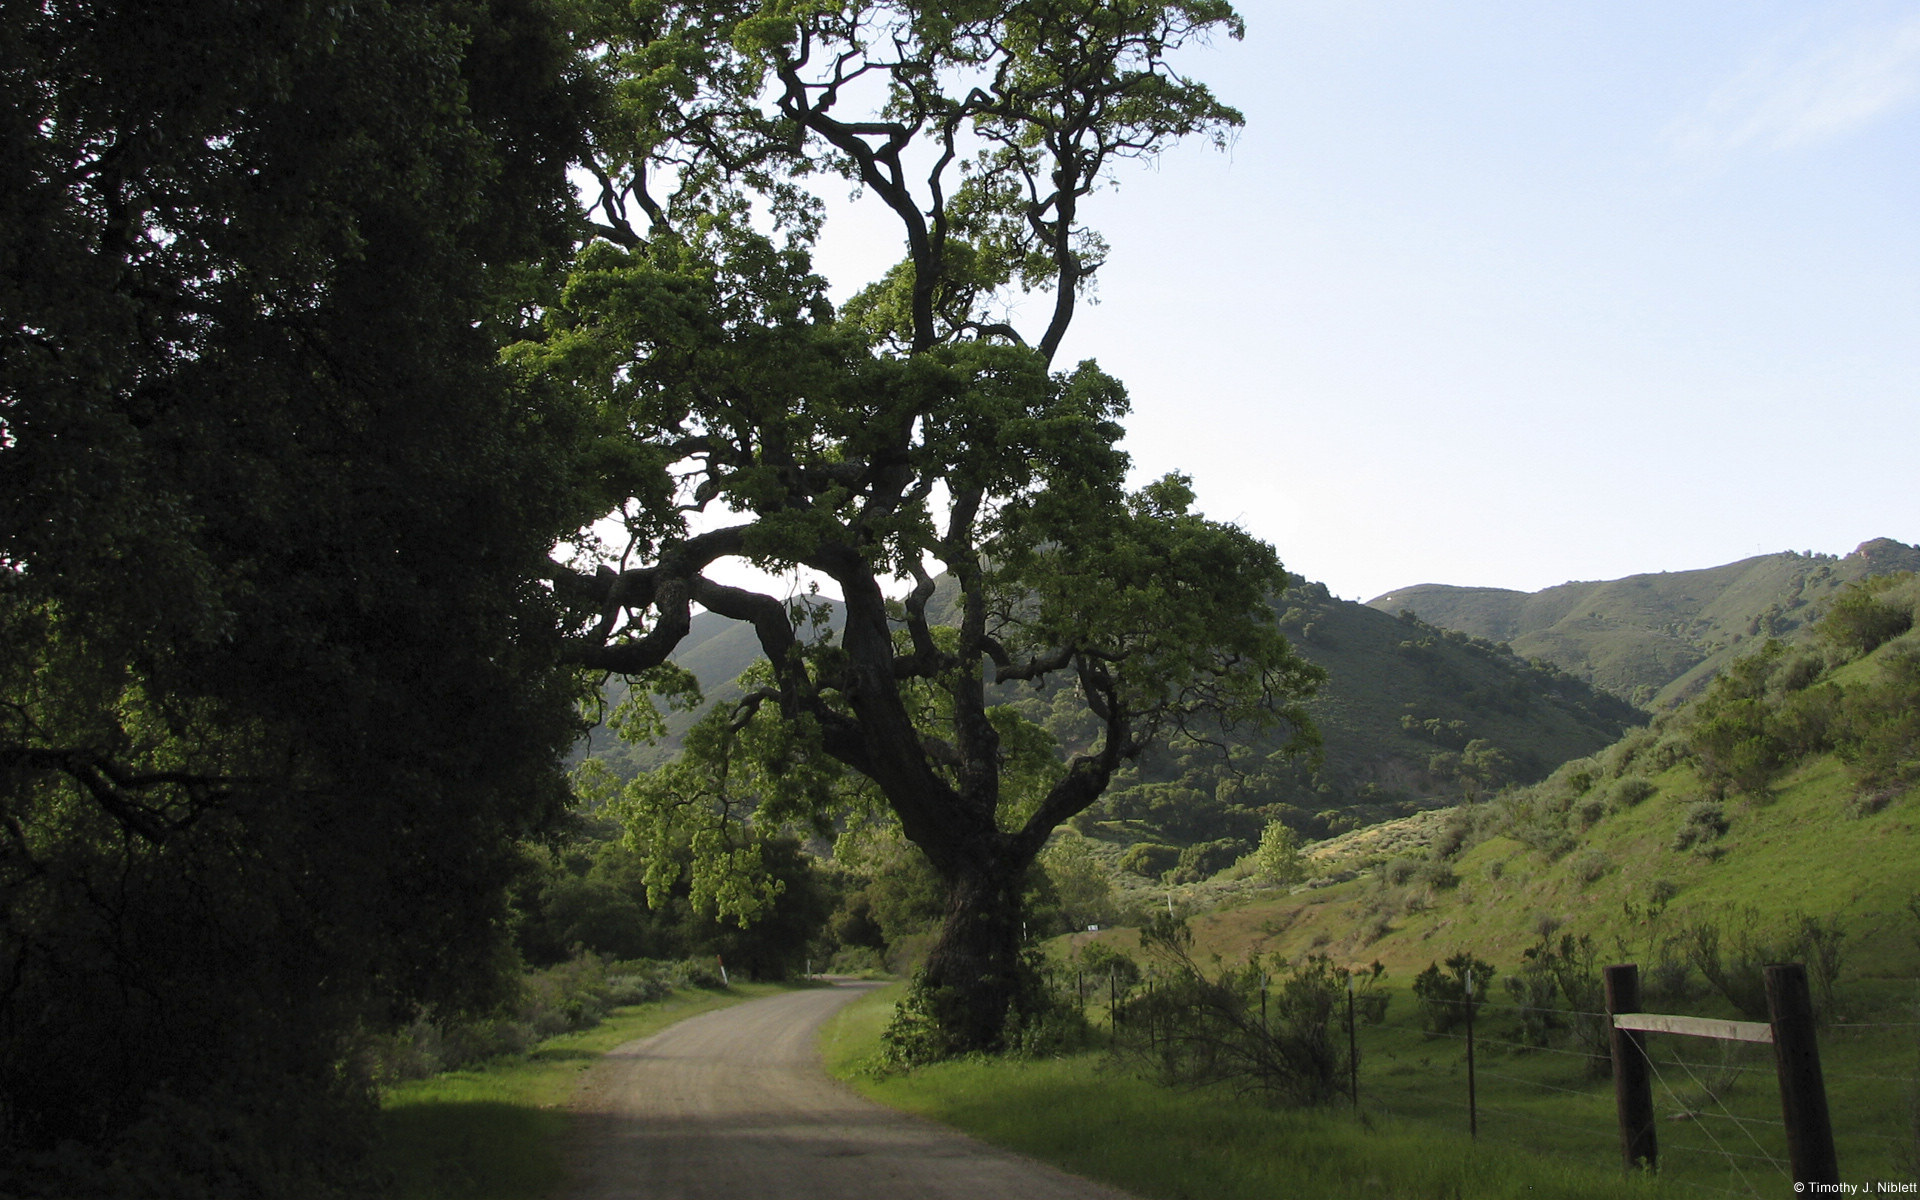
[822,983,1920,1199]
[819,988,1684,1199]
[374,983,787,1200]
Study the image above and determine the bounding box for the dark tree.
[0,0,596,1191]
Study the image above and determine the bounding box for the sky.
[803,1,1920,603]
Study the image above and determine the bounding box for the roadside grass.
[375,982,787,1200]
[820,984,1920,1199]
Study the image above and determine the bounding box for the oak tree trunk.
[916,849,1037,1054]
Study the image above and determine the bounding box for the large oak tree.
[538,0,1321,1052]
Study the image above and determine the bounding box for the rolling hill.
[575,576,1643,847]
[1366,538,1920,708]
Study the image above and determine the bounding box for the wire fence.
[1287,980,1920,1194]
[1076,953,1920,1195]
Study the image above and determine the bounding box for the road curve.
[558,982,1136,1200]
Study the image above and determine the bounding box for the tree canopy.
[538,0,1321,1052]
[0,0,595,1191]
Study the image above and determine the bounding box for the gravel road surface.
[559,982,1136,1200]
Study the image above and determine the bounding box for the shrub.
[1684,910,1846,1022]
[881,948,1088,1067]
[1672,802,1729,853]
[1079,941,1143,993]
[1381,857,1419,887]
[1819,576,1915,657]
[1415,860,1458,891]
[1837,646,1920,790]
[1170,838,1249,885]
[1610,776,1657,809]
[1358,912,1393,945]
[1412,953,1495,1035]
[1119,842,1181,879]
[1568,848,1610,885]
[1846,787,1898,818]
[1430,807,1476,860]
[1117,915,1365,1106]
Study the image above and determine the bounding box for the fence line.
[1634,1035,1777,1199]
[1417,1028,1604,1060]
[1659,1041,1788,1173]
[1476,1068,1602,1100]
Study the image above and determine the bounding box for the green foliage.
[1120,842,1183,879]
[511,830,833,980]
[1118,915,1367,1106]
[1035,833,1122,932]
[1833,644,1920,791]
[1250,821,1306,886]
[0,1,593,1192]
[1683,908,1847,1021]
[1671,802,1730,853]
[880,948,1089,1068]
[1818,574,1917,657]
[544,0,1318,1055]
[1610,775,1658,809]
[1502,934,1608,1074]
[358,955,726,1087]
[1412,953,1495,1035]
[1169,837,1248,884]
[1078,942,1143,993]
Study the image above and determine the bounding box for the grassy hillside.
[1158,576,1918,979]
[1033,586,1919,1187]
[1367,537,1920,708]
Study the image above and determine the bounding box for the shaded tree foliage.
[535,0,1320,1054]
[0,1,594,1192]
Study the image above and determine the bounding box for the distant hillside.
[576,576,1642,848]
[1366,538,1920,707]
[1162,571,1920,991]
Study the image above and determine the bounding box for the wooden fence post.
[1346,973,1359,1110]
[1465,969,1478,1140]
[1766,963,1838,1187]
[1604,963,1657,1171]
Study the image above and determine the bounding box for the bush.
[1249,821,1306,885]
[1119,842,1181,879]
[1412,953,1495,1035]
[880,948,1089,1068]
[1415,860,1459,891]
[1609,776,1657,809]
[1568,848,1611,885]
[1819,576,1915,657]
[1116,915,1367,1106]
[1684,910,1846,1021]
[1169,838,1248,885]
[1837,646,1920,790]
[1381,857,1419,887]
[1079,942,1143,994]
[1672,802,1729,853]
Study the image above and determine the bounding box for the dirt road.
[559,982,1135,1200]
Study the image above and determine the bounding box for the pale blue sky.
[812,1,1920,602]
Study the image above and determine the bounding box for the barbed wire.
[1664,1041,1787,1172]
[1634,1036,1775,1198]
[1415,1027,1608,1060]
[1477,1068,1606,1100]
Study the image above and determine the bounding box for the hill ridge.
[1366,538,1920,707]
